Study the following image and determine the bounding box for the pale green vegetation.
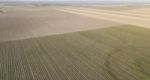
[0,25,150,80]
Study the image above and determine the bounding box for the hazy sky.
[0,0,150,1]
[0,0,149,1]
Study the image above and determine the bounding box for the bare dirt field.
[57,6,150,28]
[0,6,120,42]
[84,5,150,11]
[122,7,150,15]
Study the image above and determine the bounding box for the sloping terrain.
[0,25,150,80]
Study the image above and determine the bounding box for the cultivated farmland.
[0,6,150,80]
[0,6,120,42]
[0,25,150,80]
